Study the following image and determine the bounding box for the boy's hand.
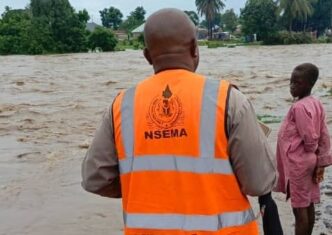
[314,167,325,184]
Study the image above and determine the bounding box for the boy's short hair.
[294,63,319,86]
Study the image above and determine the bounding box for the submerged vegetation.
[328,88,332,96]
[257,115,283,124]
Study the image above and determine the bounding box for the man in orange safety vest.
[82,8,279,235]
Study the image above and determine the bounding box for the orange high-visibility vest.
[112,69,258,235]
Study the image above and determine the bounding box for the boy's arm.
[293,105,319,153]
[316,108,332,167]
[81,105,122,198]
[293,103,332,166]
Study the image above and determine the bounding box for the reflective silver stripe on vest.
[124,209,255,231]
[121,87,136,158]
[119,155,233,174]
[200,79,219,158]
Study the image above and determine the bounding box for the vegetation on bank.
[240,0,332,45]
[0,1,91,54]
[0,0,332,55]
[0,0,145,55]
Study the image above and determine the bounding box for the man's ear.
[190,39,198,58]
[190,39,199,71]
[144,48,153,65]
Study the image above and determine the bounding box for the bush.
[198,40,208,46]
[263,33,283,45]
[137,33,145,46]
[316,36,332,43]
[207,41,225,48]
[132,41,143,50]
[263,31,313,45]
[88,27,118,52]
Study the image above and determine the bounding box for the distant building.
[115,30,128,41]
[130,24,220,41]
[132,23,145,38]
[86,22,101,32]
[196,27,208,40]
[212,32,231,40]
[235,25,242,34]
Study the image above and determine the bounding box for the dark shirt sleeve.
[81,105,121,198]
[227,88,277,196]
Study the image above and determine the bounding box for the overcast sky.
[0,0,246,24]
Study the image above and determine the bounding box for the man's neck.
[152,54,195,74]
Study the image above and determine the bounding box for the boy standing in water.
[275,63,332,235]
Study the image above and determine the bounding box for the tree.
[78,9,90,24]
[100,7,123,30]
[240,0,279,42]
[120,6,146,32]
[131,6,145,22]
[196,0,225,39]
[0,8,32,54]
[88,27,118,51]
[30,0,87,53]
[184,10,199,26]
[0,0,95,54]
[28,17,56,54]
[278,0,317,31]
[307,0,332,35]
[220,9,238,32]
[200,14,222,29]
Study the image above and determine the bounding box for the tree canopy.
[30,0,87,53]
[88,27,118,52]
[0,8,32,54]
[240,0,279,41]
[220,9,238,32]
[100,7,123,30]
[184,10,199,26]
[0,0,98,54]
[278,0,317,31]
[120,6,146,32]
[289,0,332,34]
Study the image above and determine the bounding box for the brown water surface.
[0,45,331,235]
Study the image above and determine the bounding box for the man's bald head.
[143,8,199,73]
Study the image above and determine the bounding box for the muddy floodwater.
[0,44,331,235]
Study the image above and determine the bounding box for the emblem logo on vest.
[145,85,187,139]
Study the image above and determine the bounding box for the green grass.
[207,41,226,48]
[198,39,263,49]
[114,39,144,51]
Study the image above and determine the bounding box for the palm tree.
[278,0,317,31]
[196,0,226,39]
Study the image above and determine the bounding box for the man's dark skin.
[143,8,199,74]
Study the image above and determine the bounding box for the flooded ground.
[0,44,331,235]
